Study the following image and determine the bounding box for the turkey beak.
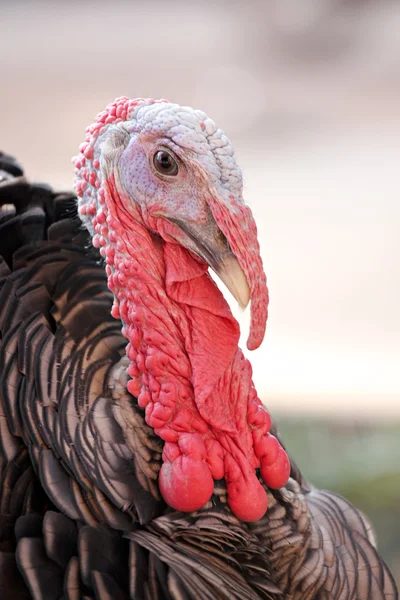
[169,188,268,351]
[215,254,250,309]
[170,218,250,309]
[205,193,269,352]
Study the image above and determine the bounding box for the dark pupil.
[155,151,177,174]
[160,154,171,167]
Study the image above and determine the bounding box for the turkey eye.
[153,150,178,176]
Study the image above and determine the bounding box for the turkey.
[0,97,397,600]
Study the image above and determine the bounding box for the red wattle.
[260,446,291,490]
[159,456,214,512]
[253,433,280,467]
[225,455,268,522]
[227,481,268,523]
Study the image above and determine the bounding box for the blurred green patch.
[277,417,400,585]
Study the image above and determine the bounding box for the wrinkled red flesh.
[75,98,290,522]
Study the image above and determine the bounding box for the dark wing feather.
[16,537,64,600]
[128,510,282,600]
[245,478,399,600]
[42,510,78,569]
[91,570,129,600]
[306,488,398,599]
[63,556,82,600]
[0,550,31,600]
[12,508,283,600]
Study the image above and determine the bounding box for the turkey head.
[75,98,290,522]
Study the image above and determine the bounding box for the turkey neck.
[76,106,290,520]
[89,170,289,521]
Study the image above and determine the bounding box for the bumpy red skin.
[75,97,290,522]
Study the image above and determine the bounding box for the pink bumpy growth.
[75,97,290,522]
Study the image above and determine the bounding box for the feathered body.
[0,98,397,600]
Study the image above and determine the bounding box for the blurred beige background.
[1,0,399,418]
